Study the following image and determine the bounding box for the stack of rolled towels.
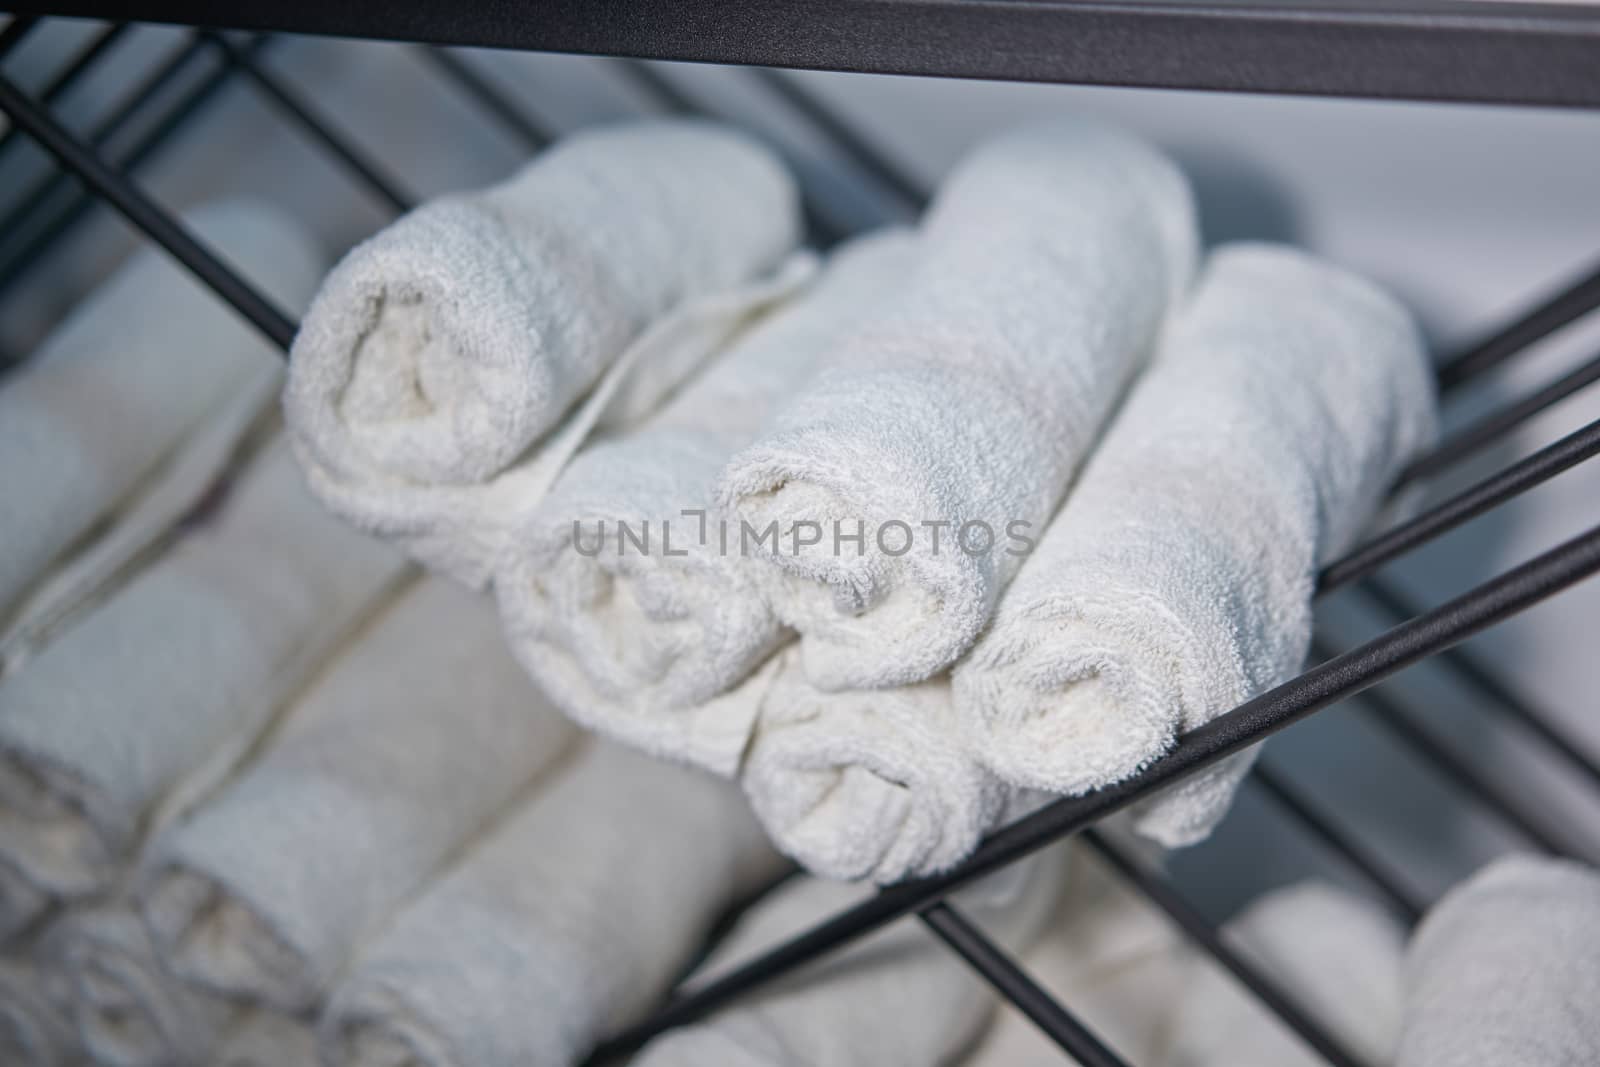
[16,113,1593,1067]
[283,113,1438,883]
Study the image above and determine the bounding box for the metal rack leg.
[0,67,295,347]
[920,901,1133,1067]
[1436,261,1600,393]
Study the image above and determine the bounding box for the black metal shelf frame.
[2,12,1599,1066]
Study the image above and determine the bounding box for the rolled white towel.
[1397,855,1600,1067]
[631,853,1063,1067]
[319,740,786,1067]
[0,199,322,631]
[741,648,1014,883]
[0,953,77,1067]
[0,438,408,907]
[723,118,1198,691]
[44,902,235,1067]
[286,119,807,587]
[954,244,1437,847]
[139,576,579,1013]
[497,229,915,775]
[214,1011,317,1067]
[1164,881,1407,1067]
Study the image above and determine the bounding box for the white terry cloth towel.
[1162,882,1407,1067]
[0,952,77,1067]
[740,647,1014,884]
[0,438,409,908]
[214,1011,317,1067]
[139,577,580,1014]
[0,199,323,629]
[497,229,917,775]
[44,901,236,1067]
[319,740,787,1067]
[1397,854,1600,1067]
[722,118,1198,692]
[953,243,1437,848]
[285,118,809,588]
[629,853,1063,1067]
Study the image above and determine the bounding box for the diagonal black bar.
[1083,832,1372,1067]
[1320,418,1600,593]
[1436,261,1600,392]
[1360,577,1600,794]
[588,522,1600,1059]
[1402,349,1600,485]
[1310,635,1571,856]
[920,901,1133,1067]
[0,33,233,296]
[750,67,925,208]
[0,67,296,348]
[419,46,552,151]
[1249,765,1426,922]
[0,15,39,59]
[205,32,412,213]
[0,22,130,161]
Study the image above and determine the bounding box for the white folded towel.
[140,576,579,1013]
[497,229,915,775]
[215,1011,317,1067]
[1398,855,1600,1067]
[45,902,235,1067]
[320,740,786,1067]
[0,200,322,630]
[0,438,408,907]
[954,243,1437,847]
[285,118,807,587]
[741,648,1015,883]
[0,953,77,1067]
[631,854,1062,1067]
[1165,882,1407,1067]
[722,118,1198,691]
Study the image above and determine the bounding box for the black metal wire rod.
[1320,417,1600,593]
[0,68,296,348]
[0,32,224,292]
[1083,831,1373,1067]
[588,522,1600,1059]
[203,32,412,213]
[919,901,1133,1067]
[0,22,130,161]
[1402,348,1600,485]
[1437,260,1600,393]
[1308,635,1570,857]
[749,67,925,208]
[419,47,551,151]
[0,15,38,59]
[1360,577,1600,797]
[1249,765,1426,923]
